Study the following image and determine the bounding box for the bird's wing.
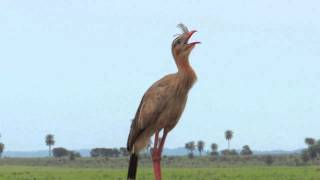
[127,75,174,151]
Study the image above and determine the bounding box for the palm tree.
[185,141,195,158]
[225,130,233,150]
[45,134,55,157]
[305,138,316,147]
[197,140,205,156]
[189,141,195,154]
[211,143,218,156]
[0,143,4,158]
[211,143,218,151]
[185,142,190,150]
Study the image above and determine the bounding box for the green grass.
[0,166,319,180]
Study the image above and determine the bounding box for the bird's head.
[171,23,200,60]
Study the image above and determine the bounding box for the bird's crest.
[174,23,189,37]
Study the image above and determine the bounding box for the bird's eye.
[175,39,181,45]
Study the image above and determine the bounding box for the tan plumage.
[127,71,196,153]
[127,23,200,180]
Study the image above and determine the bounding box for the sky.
[0,0,319,151]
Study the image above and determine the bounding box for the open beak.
[186,30,200,47]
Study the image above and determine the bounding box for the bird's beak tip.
[189,30,197,36]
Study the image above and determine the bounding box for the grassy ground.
[0,166,320,180]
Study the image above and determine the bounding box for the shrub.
[301,149,310,163]
[221,149,238,156]
[240,145,253,156]
[90,148,120,157]
[210,151,219,156]
[264,155,274,166]
[53,147,69,158]
[69,151,81,161]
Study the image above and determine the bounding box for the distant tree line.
[44,134,81,160]
[185,141,253,158]
[29,132,318,166]
[43,133,130,159]
[185,130,253,158]
[90,147,128,158]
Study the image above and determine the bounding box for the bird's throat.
[175,57,197,90]
[176,57,195,74]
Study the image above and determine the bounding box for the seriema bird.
[127,23,200,180]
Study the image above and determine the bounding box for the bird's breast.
[156,95,188,130]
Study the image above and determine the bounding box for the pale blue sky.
[0,1,319,151]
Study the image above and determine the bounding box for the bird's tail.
[127,153,138,180]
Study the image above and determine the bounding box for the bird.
[127,23,200,180]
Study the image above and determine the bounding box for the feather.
[177,23,189,34]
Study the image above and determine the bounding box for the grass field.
[0,166,320,180]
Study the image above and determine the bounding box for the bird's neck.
[175,56,197,90]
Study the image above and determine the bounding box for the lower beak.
[187,30,201,46]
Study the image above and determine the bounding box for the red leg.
[154,131,159,149]
[158,130,168,154]
[153,158,161,180]
[152,129,168,180]
[152,131,161,180]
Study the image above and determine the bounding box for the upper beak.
[187,30,200,46]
